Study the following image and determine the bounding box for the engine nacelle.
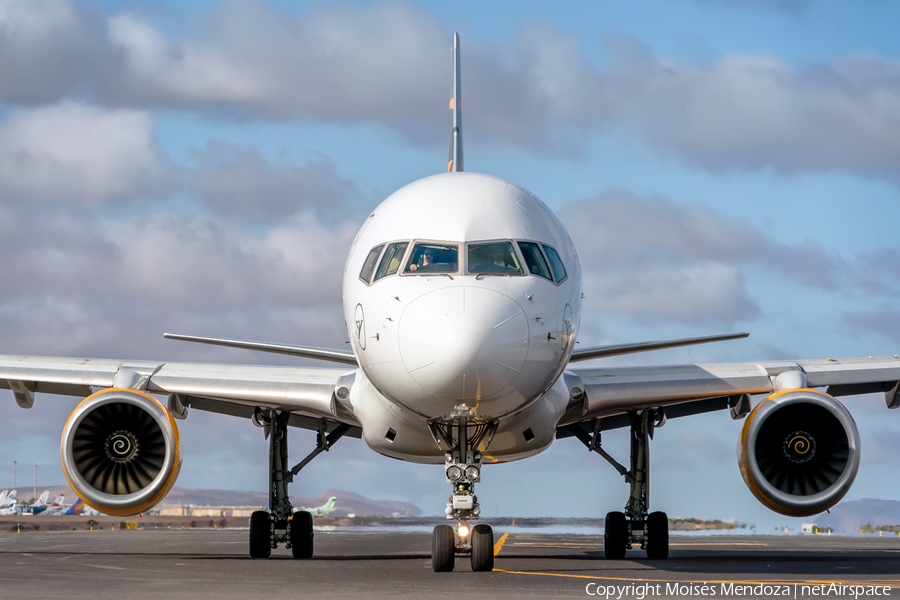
[61,388,182,516]
[738,388,860,517]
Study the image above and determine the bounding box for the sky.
[1,0,899,529]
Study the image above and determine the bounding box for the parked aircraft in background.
[36,494,67,515]
[28,491,50,514]
[295,496,337,517]
[0,490,17,515]
[2,33,899,573]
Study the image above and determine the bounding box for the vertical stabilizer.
[448,32,464,172]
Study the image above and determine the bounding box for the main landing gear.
[567,409,669,560]
[429,404,498,572]
[249,409,351,559]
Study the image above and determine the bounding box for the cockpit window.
[542,245,568,283]
[517,242,552,280]
[405,243,459,274]
[374,241,409,281]
[359,244,384,283]
[468,241,523,275]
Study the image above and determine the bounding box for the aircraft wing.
[0,354,359,433]
[559,356,900,431]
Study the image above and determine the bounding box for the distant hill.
[16,485,422,518]
[815,499,900,532]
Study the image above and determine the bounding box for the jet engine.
[61,388,182,516]
[738,388,859,517]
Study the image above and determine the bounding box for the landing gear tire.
[470,524,494,572]
[432,525,455,572]
[249,511,271,558]
[290,511,314,559]
[645,511,669,560]
[604,511,627,560]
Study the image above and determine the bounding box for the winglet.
[448,32,464,172]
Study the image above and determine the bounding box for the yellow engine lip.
[61,388,182,517]
[738,388,859,518]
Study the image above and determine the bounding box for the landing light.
[447,466,463,481]
[458,524,470,537]
[464,466,479,481]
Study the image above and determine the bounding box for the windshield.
[542,245,568,282]
[374,241,409,281]
[359,244,384,283]
[517,242,552,280]
[405,243,459,274]
[468,241,523,275]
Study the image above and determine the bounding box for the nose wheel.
[431,523,494,572]
[470,524,495,572]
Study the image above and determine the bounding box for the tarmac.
[2,525,899,599]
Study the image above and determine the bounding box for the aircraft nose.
[398,286,529,402]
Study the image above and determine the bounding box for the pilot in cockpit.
[406,243,460,273]
[408,249,435,272]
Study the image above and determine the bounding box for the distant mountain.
[23,485,422,517]
[815,499,900,532]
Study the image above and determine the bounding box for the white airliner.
[295,496,337,517]
[2,34,900,571]
[34,492,66,515]
[0,489,17,516]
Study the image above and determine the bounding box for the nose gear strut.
[427,404,498,572]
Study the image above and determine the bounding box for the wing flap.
[0,355,121,390]
[798,356,900,387]
[147,362,347,417]
[0,354,353,422]
[564,355,900,426]
[568,362,772,423]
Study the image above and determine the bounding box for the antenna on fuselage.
[448,32,463,173]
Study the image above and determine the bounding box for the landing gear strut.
[249,409,351,559]
[428,404,497,572]
[567,409,669,560]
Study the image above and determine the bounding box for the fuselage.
[341,172,583,462]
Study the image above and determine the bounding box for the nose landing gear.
[428,404,497,572]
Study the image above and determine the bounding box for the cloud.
[0,0,110,103]
[601,48,900,176]
[842,308,900,345]
[684,0,810,15]
[558,189,846,325]
[3,1,899,178]
[0,102,169,202]
[103,1,447,139]
[188,142,366,223]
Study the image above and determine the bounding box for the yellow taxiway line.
[493,531,509,556]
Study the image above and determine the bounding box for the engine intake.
[62,388,182,516]
[738,389,859,517]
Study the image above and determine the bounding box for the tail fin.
[448,32,464,172]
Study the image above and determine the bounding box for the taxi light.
[447,465,463,481]
[464,466,479,481]
[458,524,470,537]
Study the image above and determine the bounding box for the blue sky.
[1,0,899,529]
